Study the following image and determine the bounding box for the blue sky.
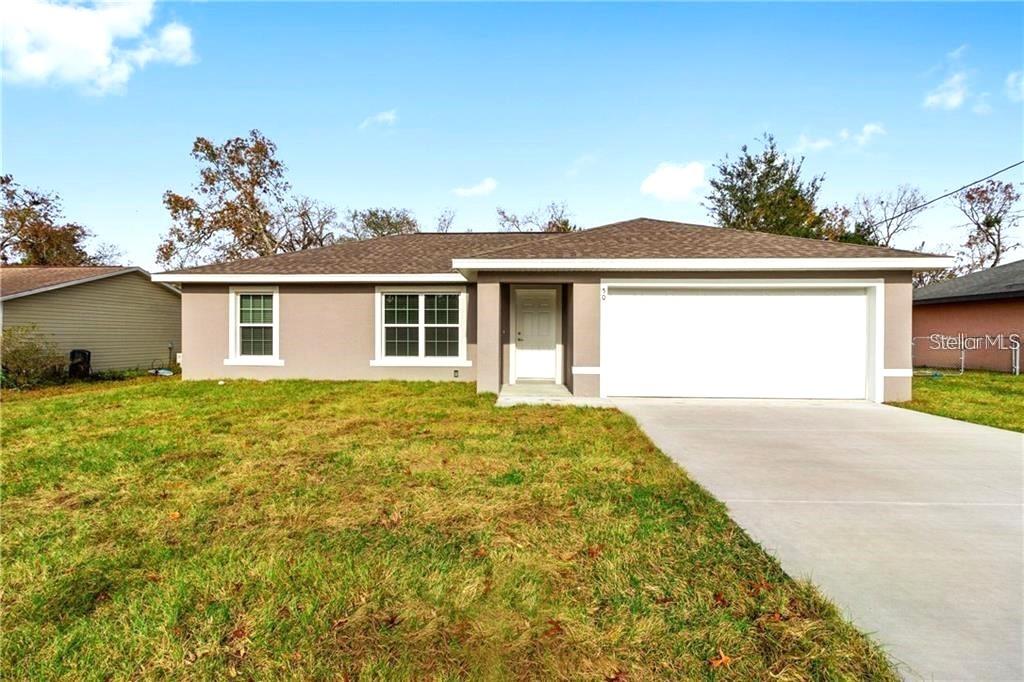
[3,2,1023,270]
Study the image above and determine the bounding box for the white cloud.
[1,0,194,94]
[792,134,834,153]
[640,162,705,202]
[838,128,850,141]
[453,177,497,198]
[854,122,886,146]
[947,44,968,61]
[923,72,968,109]
[358,109,398,130]
[566,153,598,178]
[1007,71,1024,102]
[972,93,992,115]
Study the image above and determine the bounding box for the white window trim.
[224,286,284,366]
[371,286,471,367]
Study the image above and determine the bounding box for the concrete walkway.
[614,398,1024,681]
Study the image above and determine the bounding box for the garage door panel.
[603,287,869,399]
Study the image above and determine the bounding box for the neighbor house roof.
[914,259,1024,304]
[0,266,176,301]
[154,218,950,282]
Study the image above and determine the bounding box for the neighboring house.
[0,266,182,372]
[913,259,1024,373]
[153,218,951,402]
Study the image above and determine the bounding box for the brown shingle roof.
[159,218,936,276]
[465,218,932,260]
[0,266,133,299]
[160,232,552,275]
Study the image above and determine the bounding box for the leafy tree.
[852,185,926,247]
[704,134,825,238]
[953,180,1020,269]
[1,175,120,266]
[345,208,420,240]
[819,204,879,245]
[496,202,577,232]
[157,130,343,267]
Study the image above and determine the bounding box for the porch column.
[476,281,502,394]
[571,282,601,397]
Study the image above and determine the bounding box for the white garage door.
[602,287,871,399]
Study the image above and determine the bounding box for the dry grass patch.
[2,379,896,679]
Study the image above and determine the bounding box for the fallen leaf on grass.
[712,593,729,608]
[542,619,563,638]
[708,649,733,668]
[605,669,629,681]
[747,579,772,597]
[167,511,181,521]
[587,544,604,558]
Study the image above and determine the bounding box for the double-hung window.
[375,288,468,366]
[225,287,283,366]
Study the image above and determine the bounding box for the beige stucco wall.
[181,283,477,382]
[1,271,181,371]
[179,270,914,402]
[479,270,914,402]
[883,273,913,401]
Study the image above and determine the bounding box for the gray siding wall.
[2,272,181,371]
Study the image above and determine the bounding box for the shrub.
[0,325,66,388]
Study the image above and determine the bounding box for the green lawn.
[2,379,895,680]
[898,370,1024,433]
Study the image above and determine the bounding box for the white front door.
[514,288,559,382]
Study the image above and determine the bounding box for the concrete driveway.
[614,399,1023,681]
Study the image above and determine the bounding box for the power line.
[865,159,1024,229]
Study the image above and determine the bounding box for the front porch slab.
[496,383,611,408]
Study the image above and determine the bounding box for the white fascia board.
[152,272,468,284]
[450,257,955,272]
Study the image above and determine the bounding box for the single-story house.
[153,218,952,402]
[0,266,182,372]
[913,259,1023,373]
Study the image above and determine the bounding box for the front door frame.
[510,285,563,385]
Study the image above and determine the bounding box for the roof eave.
[914,290,1024,305]
[152,272,469,284]
[450,257,956,271]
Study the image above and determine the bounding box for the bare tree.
[911,241,958,288]
[435,208,455,233]
[953,179,1021,269]
[496,201,577,232]
[853,185,926,247]
[345,208,419,240]
[277,197,342,252]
